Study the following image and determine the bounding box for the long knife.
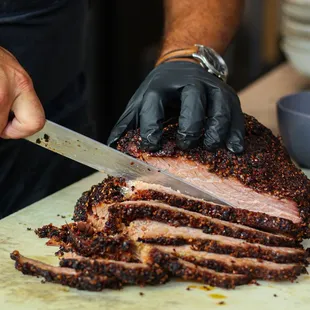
[24,120,231,206]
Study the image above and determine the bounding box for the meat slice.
[116,114,310,237]
[105,200,297,247]
[73,176,126,223]
[10,250,250,290]
[35,223,75,241]
[72,176,301,240]
[128,180,300,236]
[11,142,310,292]
[59,233,136,261]
[127,220,307,264]
[139,244,251,289]
[66,228,136,261]
[60,253,169,285]
[10,251,122,291]
[147,245,307,281]
[35,222,137,261]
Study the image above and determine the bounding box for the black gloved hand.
[107,61,245,153]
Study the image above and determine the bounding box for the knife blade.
[24,119,231,206]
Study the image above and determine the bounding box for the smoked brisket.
[105,200,297,247]
[128,181,300,237]
[146,245,306,281]
[10,251,122,291]
[127,220,307,264]
[35,223,136,261]
[116,114,310,237]
[10,173,310,291]
[59,253,169,285]
[72,177,299,247]
[10,114,310,292]
[138,245,251,289]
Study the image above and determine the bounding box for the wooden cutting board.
[0,172,309,310]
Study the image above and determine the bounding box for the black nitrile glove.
[107,61,245,153]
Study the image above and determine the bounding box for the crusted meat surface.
[72,178,299,247]
[60,253,169,285]
[139,245,251,289]
[10,251,122,291]
[105,201,298,247]
[149,245,307,281]
[116,114,310,235]
[73,176,126,222]
[35,222,136,261]
[10,176,310,291]
[129,182,300,237]
[128,220,307,264]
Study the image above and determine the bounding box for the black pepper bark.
[60,258,169,285]
[11,171,309,291]
[131,189,302,238]
[117,114,310,232]
[10,251,122,291]
[172,254,307,281]
[35,222,136,262]
[64,233,137,262]
[106,203,298,247]
[73,176,126,222]
[137,237,307,264]
[35,223,77,245]
[145,248,251,289]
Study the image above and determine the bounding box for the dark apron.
[0,0,96,218]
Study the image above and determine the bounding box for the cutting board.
[0,172,310,310]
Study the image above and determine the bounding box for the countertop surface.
[1,62,310,310]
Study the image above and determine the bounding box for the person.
[0,0,245,219]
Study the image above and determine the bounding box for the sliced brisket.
[104,200,297,247]
[72,176,126,223]
[127,220,307,264]
[117,114,310,237]
[35,222,137,261]
[60,233,136,262]
[148,245,307,281]
[128,181,300,237]
[139,244,251,289]
[11,169,310,291]
[59,253,169,285]
[10,250,249,289]
[10,251,122,291]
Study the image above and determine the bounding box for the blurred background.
[84,0,305,143]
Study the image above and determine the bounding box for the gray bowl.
[277,91,310,168]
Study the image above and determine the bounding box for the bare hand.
[0,47,45,139]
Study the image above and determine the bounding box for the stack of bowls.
[280,0,310,76]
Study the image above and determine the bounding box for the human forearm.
[108,0,245,153]
[160,0,244,56]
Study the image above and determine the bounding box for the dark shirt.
[0,0,96,218]
[0,0,87,104]
[0,1,69,17]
